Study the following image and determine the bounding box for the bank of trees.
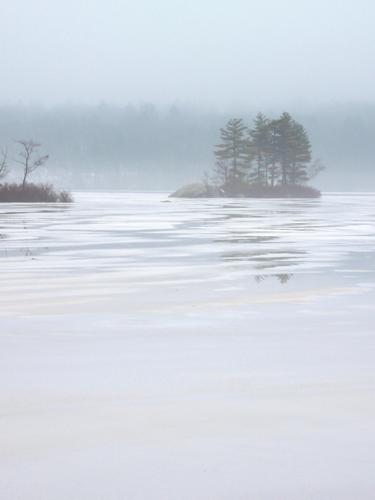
[213,113,324,195]
[0,140,72,202]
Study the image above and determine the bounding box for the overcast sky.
[1,0,374,108]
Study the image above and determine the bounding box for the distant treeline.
[1,103,375,189]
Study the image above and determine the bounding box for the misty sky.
[1,0,374,108]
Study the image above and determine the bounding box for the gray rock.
[170,183,214,198]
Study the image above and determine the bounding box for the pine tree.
[271,113,294,186]
[268,125,280,187]
[288,122,312,185]
[249,113,272,185]
[214,118,248,191]
[271,113,312,186]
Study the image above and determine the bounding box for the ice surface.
[1,192,375,499]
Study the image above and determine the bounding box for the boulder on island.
[170,183,220,198]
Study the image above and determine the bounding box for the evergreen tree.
[271,112,295,186]
[288,122,312,184]
[268,125,280,187]
[249,113,272,185]
[214,118,248,191]
[271,113,312,186]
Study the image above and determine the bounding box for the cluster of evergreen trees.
[213,113,323,193]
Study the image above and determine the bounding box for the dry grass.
[171,182,321,198]
[0,183,73,203]
[244,184,321,198]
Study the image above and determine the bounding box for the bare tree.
[212,159,230,187]
[15,140,49,189]
[0,147,8,180]
[307,159,326,181]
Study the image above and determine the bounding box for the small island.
[171,112,324,198]
[0,140,72,203]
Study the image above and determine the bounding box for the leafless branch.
[0,147,8,180]
[15,140,49,188]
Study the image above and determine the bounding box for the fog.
[1,102,375,190]
[1,0,375,107]
[1,0,375,190]
[2,3,375,500]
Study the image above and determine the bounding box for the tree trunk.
[22,169,28,189]
[270,162,276,187]
[282,162,288,186]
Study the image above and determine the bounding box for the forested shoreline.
[1,103,375,190]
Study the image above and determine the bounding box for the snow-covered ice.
[1,192,375,499]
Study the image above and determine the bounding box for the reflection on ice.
[0,191,374,318]
[0,192,374,277]
[255,273,293,284]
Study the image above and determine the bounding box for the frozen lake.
[1,192,375,499]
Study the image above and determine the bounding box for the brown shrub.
[244,184,321,198]
[0,183,73,203]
